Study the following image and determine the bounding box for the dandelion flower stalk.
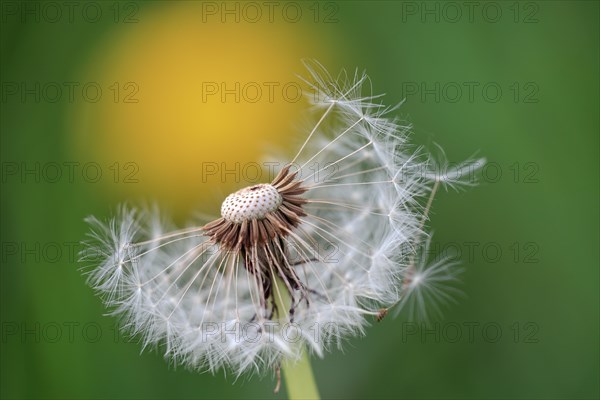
[281,347,320,400]
[80,60,484,391]
[272,276,320,399]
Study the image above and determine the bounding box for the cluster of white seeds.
[220,184,283,223]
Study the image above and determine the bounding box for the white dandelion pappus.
[81,61,484,376]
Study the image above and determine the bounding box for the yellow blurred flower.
[70,2,337,216]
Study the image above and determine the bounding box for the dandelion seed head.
[80,60,483,376]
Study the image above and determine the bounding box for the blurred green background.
[1,1,598,399]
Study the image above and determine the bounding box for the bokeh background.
[1,1,598,399]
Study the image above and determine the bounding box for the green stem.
[273,277,320,400]
[281,347,320,400]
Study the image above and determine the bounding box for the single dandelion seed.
[80,60,484,381]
